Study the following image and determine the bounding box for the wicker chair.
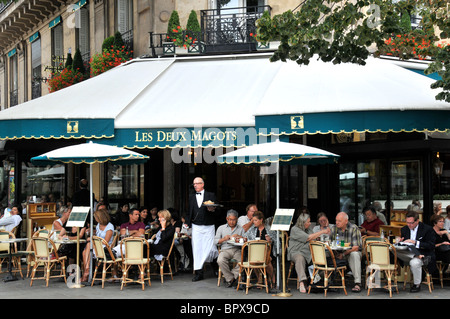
[0,231,24,279]
[120,237,150,290]
[308,241,347,297]
[29,237,67,287]
[91,236,122,288]
[236,240,271,294]
[151,233,176,284]
[366,241,398,297]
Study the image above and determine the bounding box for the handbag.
[437,244,450,252]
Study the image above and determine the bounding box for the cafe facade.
[0,52,449,233]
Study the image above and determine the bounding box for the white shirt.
[196,190,204,208]
[0,214,22,232]
[237,215,251,228]
[410,224,420,248]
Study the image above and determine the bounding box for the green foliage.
[64,53,73,70]
[400,11,412,33]
[114,31,125,49]
[186,10,201,34]
[167,10,181,40]
[256,0,450,103]
[72,48,85,75]
[102,36,115,52]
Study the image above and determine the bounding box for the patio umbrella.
[218,139,339,297]
[31,141,149,285]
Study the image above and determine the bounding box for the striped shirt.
[330,222,362,249]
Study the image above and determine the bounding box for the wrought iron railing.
[9,89,18,107]
[121,29,134,53]
[31,80,41,100]
[149,6,270,57]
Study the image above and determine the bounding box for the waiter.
[185,177,219,281]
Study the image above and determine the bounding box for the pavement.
[1,263,449,316]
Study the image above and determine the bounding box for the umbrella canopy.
[217,139,339,296]
[217,139,339,165]
[30,141,149,284]
[30,141,149,166]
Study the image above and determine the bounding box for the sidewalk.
[2,266,448,300]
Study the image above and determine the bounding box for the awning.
[0,59,174,140]
[99,54,283,148]
[254,56,450,136]
[1,53,449,147]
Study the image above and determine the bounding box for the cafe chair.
[362,235,388,288]
[284,233,300,289]
[308,241,347,297]
[151,233,176,284]
[29,237,67,287]
[366,241,398,297]
[216,246,239,287]
[91,236,123,288]
[403,264,434,293]
[0,231,24,279]
[236,240,271,294]
[435,261,450,288]
[120,237,151,290]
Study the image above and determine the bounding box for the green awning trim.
[49,16,61,29]
[255,110,450,136]
[29,32,40,43]
[98,127,261,149]
[7,48,16,58]
[0,118,114,140]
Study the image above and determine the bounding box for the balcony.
[149,5,271,57]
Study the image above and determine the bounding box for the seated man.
[397,210,436,293]
[113,208,145,257]
[360,207,384,236]
[330,212,363,293]
[238,204,257,234]
[214,209,245,287]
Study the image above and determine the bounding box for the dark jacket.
[150,223,175,257]
[186,190,217,227]
[401,222,436,273]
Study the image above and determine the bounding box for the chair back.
[34,229,50,238]
[0,231,13,253]
[92,236,107,261]
[32,237,51,259]
[122,237,145,263]
[309,241,329,267]
[246,240,269,266]
[368,241,396,266]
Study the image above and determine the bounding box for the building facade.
[0,0,449,233]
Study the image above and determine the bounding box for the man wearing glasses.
[185,177,219,281]
[398,211,436,292]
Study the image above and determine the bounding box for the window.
[51,23,64,69]
[76,7,90,63]
[117,0,133,50]
[9,52,18,107]
[31,37,42,99]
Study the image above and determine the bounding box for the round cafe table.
[0,238,28,282]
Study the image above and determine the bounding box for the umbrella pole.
[89,164,94,282]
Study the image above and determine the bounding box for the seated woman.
[148,209,175,260]
[246,211,277,289]
[431,214,450,265]
[288,213,331,293]
[312,212,333,242]
[81,209,116,282]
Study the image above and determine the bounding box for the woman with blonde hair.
[149,210,175,259]
[81,209,115,282]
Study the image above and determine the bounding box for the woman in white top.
[82,209,115,282]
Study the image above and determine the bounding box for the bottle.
[380,230,384,240]
[126,227,129,237]
[388,231,393,244]
[335,233,340,247]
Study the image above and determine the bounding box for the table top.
[227,239,245,247]
[330,245,351,251]
[53,238,87,244]
[0,238,28,243]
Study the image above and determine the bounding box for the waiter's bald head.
[193,177,205,192]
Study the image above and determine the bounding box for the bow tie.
[196,193,202,195]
